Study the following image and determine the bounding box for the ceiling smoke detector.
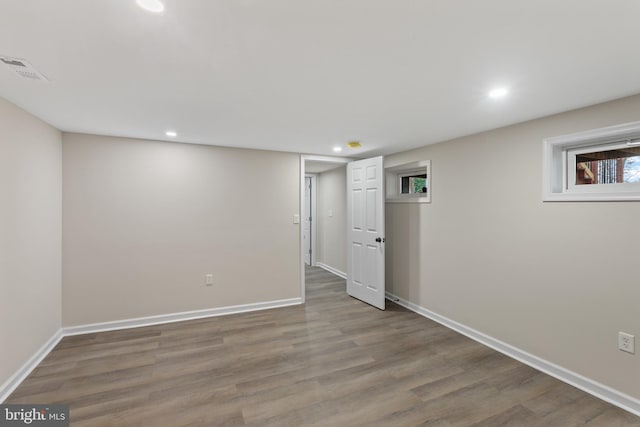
[0,56,48,82]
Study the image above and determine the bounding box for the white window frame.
[385,160,431,203]
[543,121,640,201]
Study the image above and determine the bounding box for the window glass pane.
[575,146,640,185]
[626,157,640,183]
[413,177,427,193]
[401,174,427,194]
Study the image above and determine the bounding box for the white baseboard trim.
[1,297,302,403]
[0,330,64,403]
[385,292,640,417]
[315,262,347,279]
[63,298,302,336]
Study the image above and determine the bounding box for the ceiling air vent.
[0,56,48,82]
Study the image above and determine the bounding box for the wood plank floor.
[7,267,640,426]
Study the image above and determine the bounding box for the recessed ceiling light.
[165,130,177,137]
[488,87,508,99]
[333,146,343,153]
[136,0,165,13]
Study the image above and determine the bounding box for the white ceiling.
[1,1,640,157]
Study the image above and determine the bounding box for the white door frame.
[299,155,352,303]
[304,174,317,267]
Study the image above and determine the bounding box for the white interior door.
[304,177,312,265]
[347,156,385,310]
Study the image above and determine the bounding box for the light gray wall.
[0,98,62,388]
[316,166,347,274]
[385,93,640,400]
[62,133,300,326]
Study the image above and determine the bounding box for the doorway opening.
[299,155,351,303]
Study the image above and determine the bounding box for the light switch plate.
[293,214,300,224]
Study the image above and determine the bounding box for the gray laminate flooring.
[6,266,640,426]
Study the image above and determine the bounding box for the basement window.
[569,143,640,191]
[543,121,640,201]
[385,160,431,203]
[401,173,428,194]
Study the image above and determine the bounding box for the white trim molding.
[316,262,347,279]
[301,155,353,164]
[63,298,302,336]
[386,292,640,417]
[0,330,64,403]
[543,120,640,202]
[304,173,318,267]
[300,156,306,303]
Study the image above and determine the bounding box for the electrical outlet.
[618,332,635,354]
[205,274,213,286]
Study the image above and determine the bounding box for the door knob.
[375,237,385,243]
